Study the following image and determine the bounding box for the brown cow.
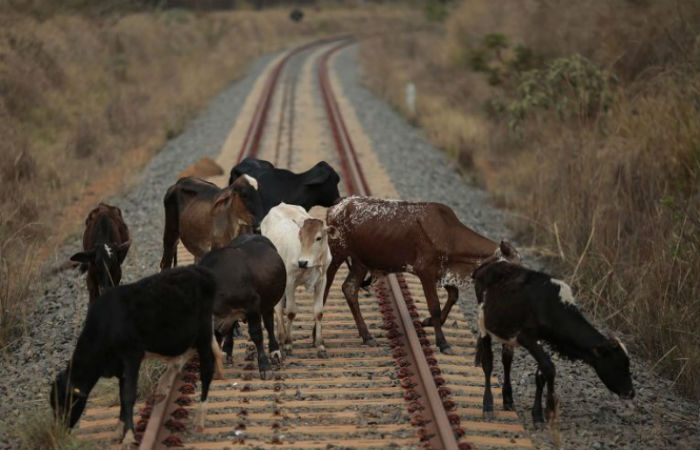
[323,196,520,354]
[160,175,263,270]
[70,203,131,304]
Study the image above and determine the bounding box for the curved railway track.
[75,38,534,450]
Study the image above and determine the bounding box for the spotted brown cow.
[324,196,520,354]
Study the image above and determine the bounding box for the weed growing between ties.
[361,0,700,399]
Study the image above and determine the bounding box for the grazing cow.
[50,266,219,445]
[229,157,341,215]
[261,203,333,357]
[70,203,131,304]
[199,234,286,379]
[324,196,520,353]
[472,260,635,424]
[160,175,263,270]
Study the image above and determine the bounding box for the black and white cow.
[472,260,634,424]
[199,234,286,379]
[229,157,341,215]
[50,266,219,445]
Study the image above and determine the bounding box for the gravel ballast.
[333,45,699,450]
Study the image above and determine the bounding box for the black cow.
[50,266,218,445]
[229,157,341,215]
[199,234,286,380]
[472,260,634,424]
[70,203,131,305]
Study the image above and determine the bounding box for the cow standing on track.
[50,266,219,446]
[159,175,262,270]
[70,203,131,304]
[261,203,334,358]
[229,157,341,215]
[473,260,634,424]
[199,234,286,380]
[324,196,520,354]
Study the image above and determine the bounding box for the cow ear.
[212,191,233,214]
[116,240,131,260]
[326,225,339,239]
[304,170,330,186]
[70,250,95,264]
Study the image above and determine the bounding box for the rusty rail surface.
[318,40,465,450]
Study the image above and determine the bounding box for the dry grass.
[12,407,93,450]
[0,5,421,349]
[361,0,700,399]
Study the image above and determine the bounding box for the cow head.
[304,161,341,207]
[70,241,131,298]
[50,369,88,428]
[212,176,263,243]
[297,218,334,268]
[591,336,635,399]
[232,174,264,232]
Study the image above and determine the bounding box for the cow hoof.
[284,345,293,356]
[363,336,377,347]
[439,345,455,355]
[532,411,545,424]
[121,430,138,448]
[420,317,432,327]
[259,369,273,380]
[271,350,282,365]
[482,410,494,421]
[503,401,514,411]
[226,355,233,365]
[317,348,328,359]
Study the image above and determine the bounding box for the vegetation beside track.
[361,0,700,399]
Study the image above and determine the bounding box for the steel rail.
[317,41,464,450]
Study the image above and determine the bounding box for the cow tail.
[162,185,180,269]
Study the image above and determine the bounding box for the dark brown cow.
[160,175,263,270]
[70,203,131,304]
[324,196,520,354]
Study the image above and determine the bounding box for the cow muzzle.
[298,260,309,269]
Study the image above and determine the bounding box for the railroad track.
[75,38,533,450]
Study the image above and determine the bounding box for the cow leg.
[421,285,459,327]
[263,310,281,365]
[518,334,557,424]
[502,344,514,410]
[341,263,374,346]
[232,321,243,338]
[119,354,141,448]
[419,275,452,354]
[478,334,494,419]
[315,258,343,342]
[246,308,271,380]
[274,299,287,356]
[222,326,234,365]
[196,335,215,431]
[312,275,327,358]
[210,335,225,380]
[282,279,298,355]
[116,375,127,441]
[322,258,343,306]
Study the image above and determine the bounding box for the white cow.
[261,203,334,357]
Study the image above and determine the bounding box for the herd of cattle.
[49,157,634,445]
